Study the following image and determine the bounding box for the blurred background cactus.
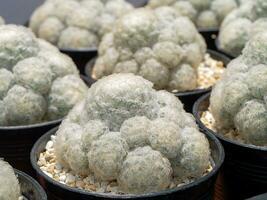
[0,25,87,126]
[218,0,267,57]
[147,0,239,29]
[93,8,207,92]
[210,31,267,146]
[29,0,134,49]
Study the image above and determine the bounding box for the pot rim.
[60,47,98,53]
[193,92,267,151]
[15,169,47,200]
[247,193,267,200]
[198,28,219,33]
[85,49,230,98]
[31,126,225,199]
[0,75,92,131]
[0,119,62,131]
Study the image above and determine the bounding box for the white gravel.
[201,110,245,143]
[197,53,225,89]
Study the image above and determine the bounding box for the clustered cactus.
[147,0,238,29]
[93,8,207,91]
[0,16,4,25]
[218,0,267,57]
[210,31,267,146]
[0,160,21,200]
[29,0,133,49]
[0,25,87,126]
[55,73,211,194]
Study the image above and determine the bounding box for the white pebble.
[59,175,66,182]
[97,188,105,193]
[51,135,56,142]
[55,163,63,170]
[66,174,75,184]
[46,141,54,150]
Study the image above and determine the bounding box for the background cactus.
[210,31,267,146]
[0,16,4,25]
[93,8,207,91]
[218,0,267,57]
[54,73,211,194]
[147,0,238,29]
[0,160,21,200]
[29,0,133,49]
[0,25,87,126]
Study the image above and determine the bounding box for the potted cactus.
[0,24,90,174]
[31,73,224,200]
[0,159,47,200]
[29,0,134,73]
[85,7,230,112]
[146,0,239,50]
[193,31,267,199]
[217,0,267,58]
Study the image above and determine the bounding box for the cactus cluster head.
[218,0,267,57]
[0,25,87,126]
[210,31,267,146]
[54,73,211,194]
[0,160,21,200]
[93,8,207,91]
[147,0,238,29]
[29,0,133,49]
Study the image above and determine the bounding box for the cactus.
[29,0,133,49]
[0,25,87,126]
[219,0,267,57]
[55,73,211,194]
[93,8,207,91]
[210,31,267,146]
[147,0,238,29]
[0,160,21,200]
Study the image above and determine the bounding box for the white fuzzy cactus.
[29,0,133,49]
[0,160,21,200]
[93,8,206,91]
[210,31,267,146]
[0,25,87,126]
[147,0,238,29]
[54,73,211,194]
[218,0,267,57]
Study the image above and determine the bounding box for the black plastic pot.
[0,75,92,176]
[60,48,97,75]
[85,50,230,113]
[199,28,218,51]
[127,0,148,7]
[247,193,267,200]
[193,93,267,200]
[16,169,47,200]
[215,39,235,59]
[31,127,224,200]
